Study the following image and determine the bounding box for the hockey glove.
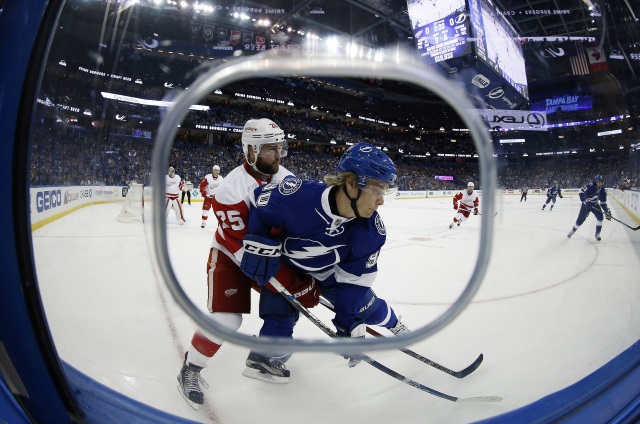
[474,208,479,215]
[266,264,320,308]
[453,202,458,210]
[333,319,366,367]
[605,210,612,221]
[241,235,282,285]
[559,195,563,198]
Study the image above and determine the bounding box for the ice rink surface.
[32,192,640,423]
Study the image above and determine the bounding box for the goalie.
[166,166,186,225]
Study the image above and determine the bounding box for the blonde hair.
[324,171,356,187]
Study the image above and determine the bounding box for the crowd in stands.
[31,56,636,192]
[29,123,633,192]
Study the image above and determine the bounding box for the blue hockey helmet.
[338,142,397,188]
[594,174,604,182]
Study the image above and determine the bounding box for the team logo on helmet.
[279,177,302,195]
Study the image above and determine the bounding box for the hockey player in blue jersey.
[239,142,409,382]
[541,180,563,210]
[567,174,612,241]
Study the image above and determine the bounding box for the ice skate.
[449,222,454,229]
[177,353,208,409]
[242,351,290,384]
[567,228,576,238]
[389,317,410,336]
[595,233,601,242]
[201,224,205,229]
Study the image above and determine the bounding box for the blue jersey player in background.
[567,174,612,241]
[239,143,409,382]
[541,180,563,211]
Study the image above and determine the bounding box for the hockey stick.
[457,205,496,217]
[318,297,483,378]
[590,206,640,231]
[267,277,502,403]
[477,211,498,217]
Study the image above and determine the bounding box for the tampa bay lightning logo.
[283,238,346,271]
[279,177,302,195]
[375,214,386,235]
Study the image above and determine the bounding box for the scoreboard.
[408,0,471,64]
[412,10,472,63]
[408,0,529,110]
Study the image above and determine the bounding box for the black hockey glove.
[605,210,612,221]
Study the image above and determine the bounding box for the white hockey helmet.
[168,166,175,177]
[212,164,220,174]
[241,118,288,167]
[467,181,475,189]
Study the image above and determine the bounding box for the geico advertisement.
[30,186,123,221]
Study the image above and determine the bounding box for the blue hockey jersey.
[579,182,609,211]
[248,177,388,329]
[547,185,562,198]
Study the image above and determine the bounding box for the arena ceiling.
[60,0,640,119]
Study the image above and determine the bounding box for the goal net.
[118,183,144,223]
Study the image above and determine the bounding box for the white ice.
[32,192,640,423]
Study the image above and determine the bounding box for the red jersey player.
[199,164,224,228]
[177,118,313,409]
[449,181,479,228]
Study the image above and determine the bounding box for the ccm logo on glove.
[243,242,281,256]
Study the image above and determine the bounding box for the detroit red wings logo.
[230,30,241,46]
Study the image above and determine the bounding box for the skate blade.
[176,385,202,410]
[242,367,289,384]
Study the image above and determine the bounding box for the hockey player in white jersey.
[449,182,479,228]
[165,166,186,224]
[176,118,299,409]
[199,164,224,228]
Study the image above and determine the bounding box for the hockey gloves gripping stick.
[591,206,640,231]
[241,235,282,285]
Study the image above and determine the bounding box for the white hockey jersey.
[210,162,293,264]
[200,174,224,197]
[453,189,479,212]
[166,174,183,199]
